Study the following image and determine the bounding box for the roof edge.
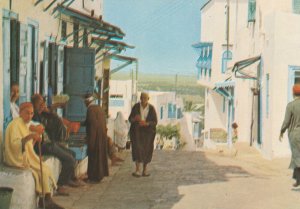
[200,0,212,11]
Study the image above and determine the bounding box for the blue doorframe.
[288,66,300,102]
[27,18,39,94]
[2,9,18,130]
[2,9,18,162]
[258,61,263,145]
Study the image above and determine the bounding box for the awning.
[213,79,235,100]
[109,54,138,74]
[34,0,75,11]
[215,80,235,88]
[54,5,125,40]
[92,37,134,58]
[192,42,213,55]
[232,56,261,80]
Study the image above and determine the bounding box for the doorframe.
[2,9,19,162]
[288,65,300,102]
[27,18,39,94]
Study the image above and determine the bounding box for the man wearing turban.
[84,93,109,182]
[280,84,300,187]
[4,102,64,209]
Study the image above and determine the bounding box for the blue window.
[248,0,256,22]
[266,74,270,118]
[193,42,213,80]
[221,50,232,74]
[168,103,176,119]
[293,0,300,14]
[109,99,124,107]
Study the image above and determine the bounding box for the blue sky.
[103,0,206,76]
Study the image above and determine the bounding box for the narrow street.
[54,143,300,209]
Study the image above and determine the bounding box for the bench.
[0,156,88,209]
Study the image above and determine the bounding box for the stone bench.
[0,156,88,209]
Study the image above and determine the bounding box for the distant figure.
[114,111,129,150]
[10,83,20,119]
[280,84,300,187]
[129,92,157,177]
[84,93,109,183]
[107,134,124,166]
[232,122,238,143]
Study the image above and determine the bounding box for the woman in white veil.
[114,111,129,150]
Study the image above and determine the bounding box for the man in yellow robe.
[4,102,64,209]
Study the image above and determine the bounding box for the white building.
[195,0,300,158]
[145,91,183,124]
[109,79,136,119]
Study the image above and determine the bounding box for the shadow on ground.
[89,150,251,209]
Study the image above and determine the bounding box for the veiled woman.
[114,111,129,150]
[280,84,300,187]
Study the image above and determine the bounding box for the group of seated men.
[4,83,123,209]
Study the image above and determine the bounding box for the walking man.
[129,92,157,177]
[280,84,300,187]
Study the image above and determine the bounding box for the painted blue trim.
[288,66,300,102]
[221,50,232,74]
[293,0,300,14]
[194,43,213,81]
[248,0,256,22]
[3,9,18,19]
[265,74,270,118]
[258,61,263,144]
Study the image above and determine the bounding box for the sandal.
[132,172,141,177]
[142,173,150,177]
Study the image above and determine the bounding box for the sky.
[103,0,206,76]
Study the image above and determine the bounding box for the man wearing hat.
[84,93,109,182]
[280,84,300,187]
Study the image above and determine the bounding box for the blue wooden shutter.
[19,24,28,104]
[248,0,256,22]
[64,48,95,122]
[56,44,65,117]
[42,39,49,97]
[57,45,64,95]
[10,19,20,84]
[294,0,300,14]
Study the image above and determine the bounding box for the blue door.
[64,47,95,122]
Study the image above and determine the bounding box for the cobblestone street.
[53,143,300,209]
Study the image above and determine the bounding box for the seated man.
[31,94,81,196]
[106,129,124,166]
[10,82,20,119]
[108,135,124,166]
[4,102,64,209]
